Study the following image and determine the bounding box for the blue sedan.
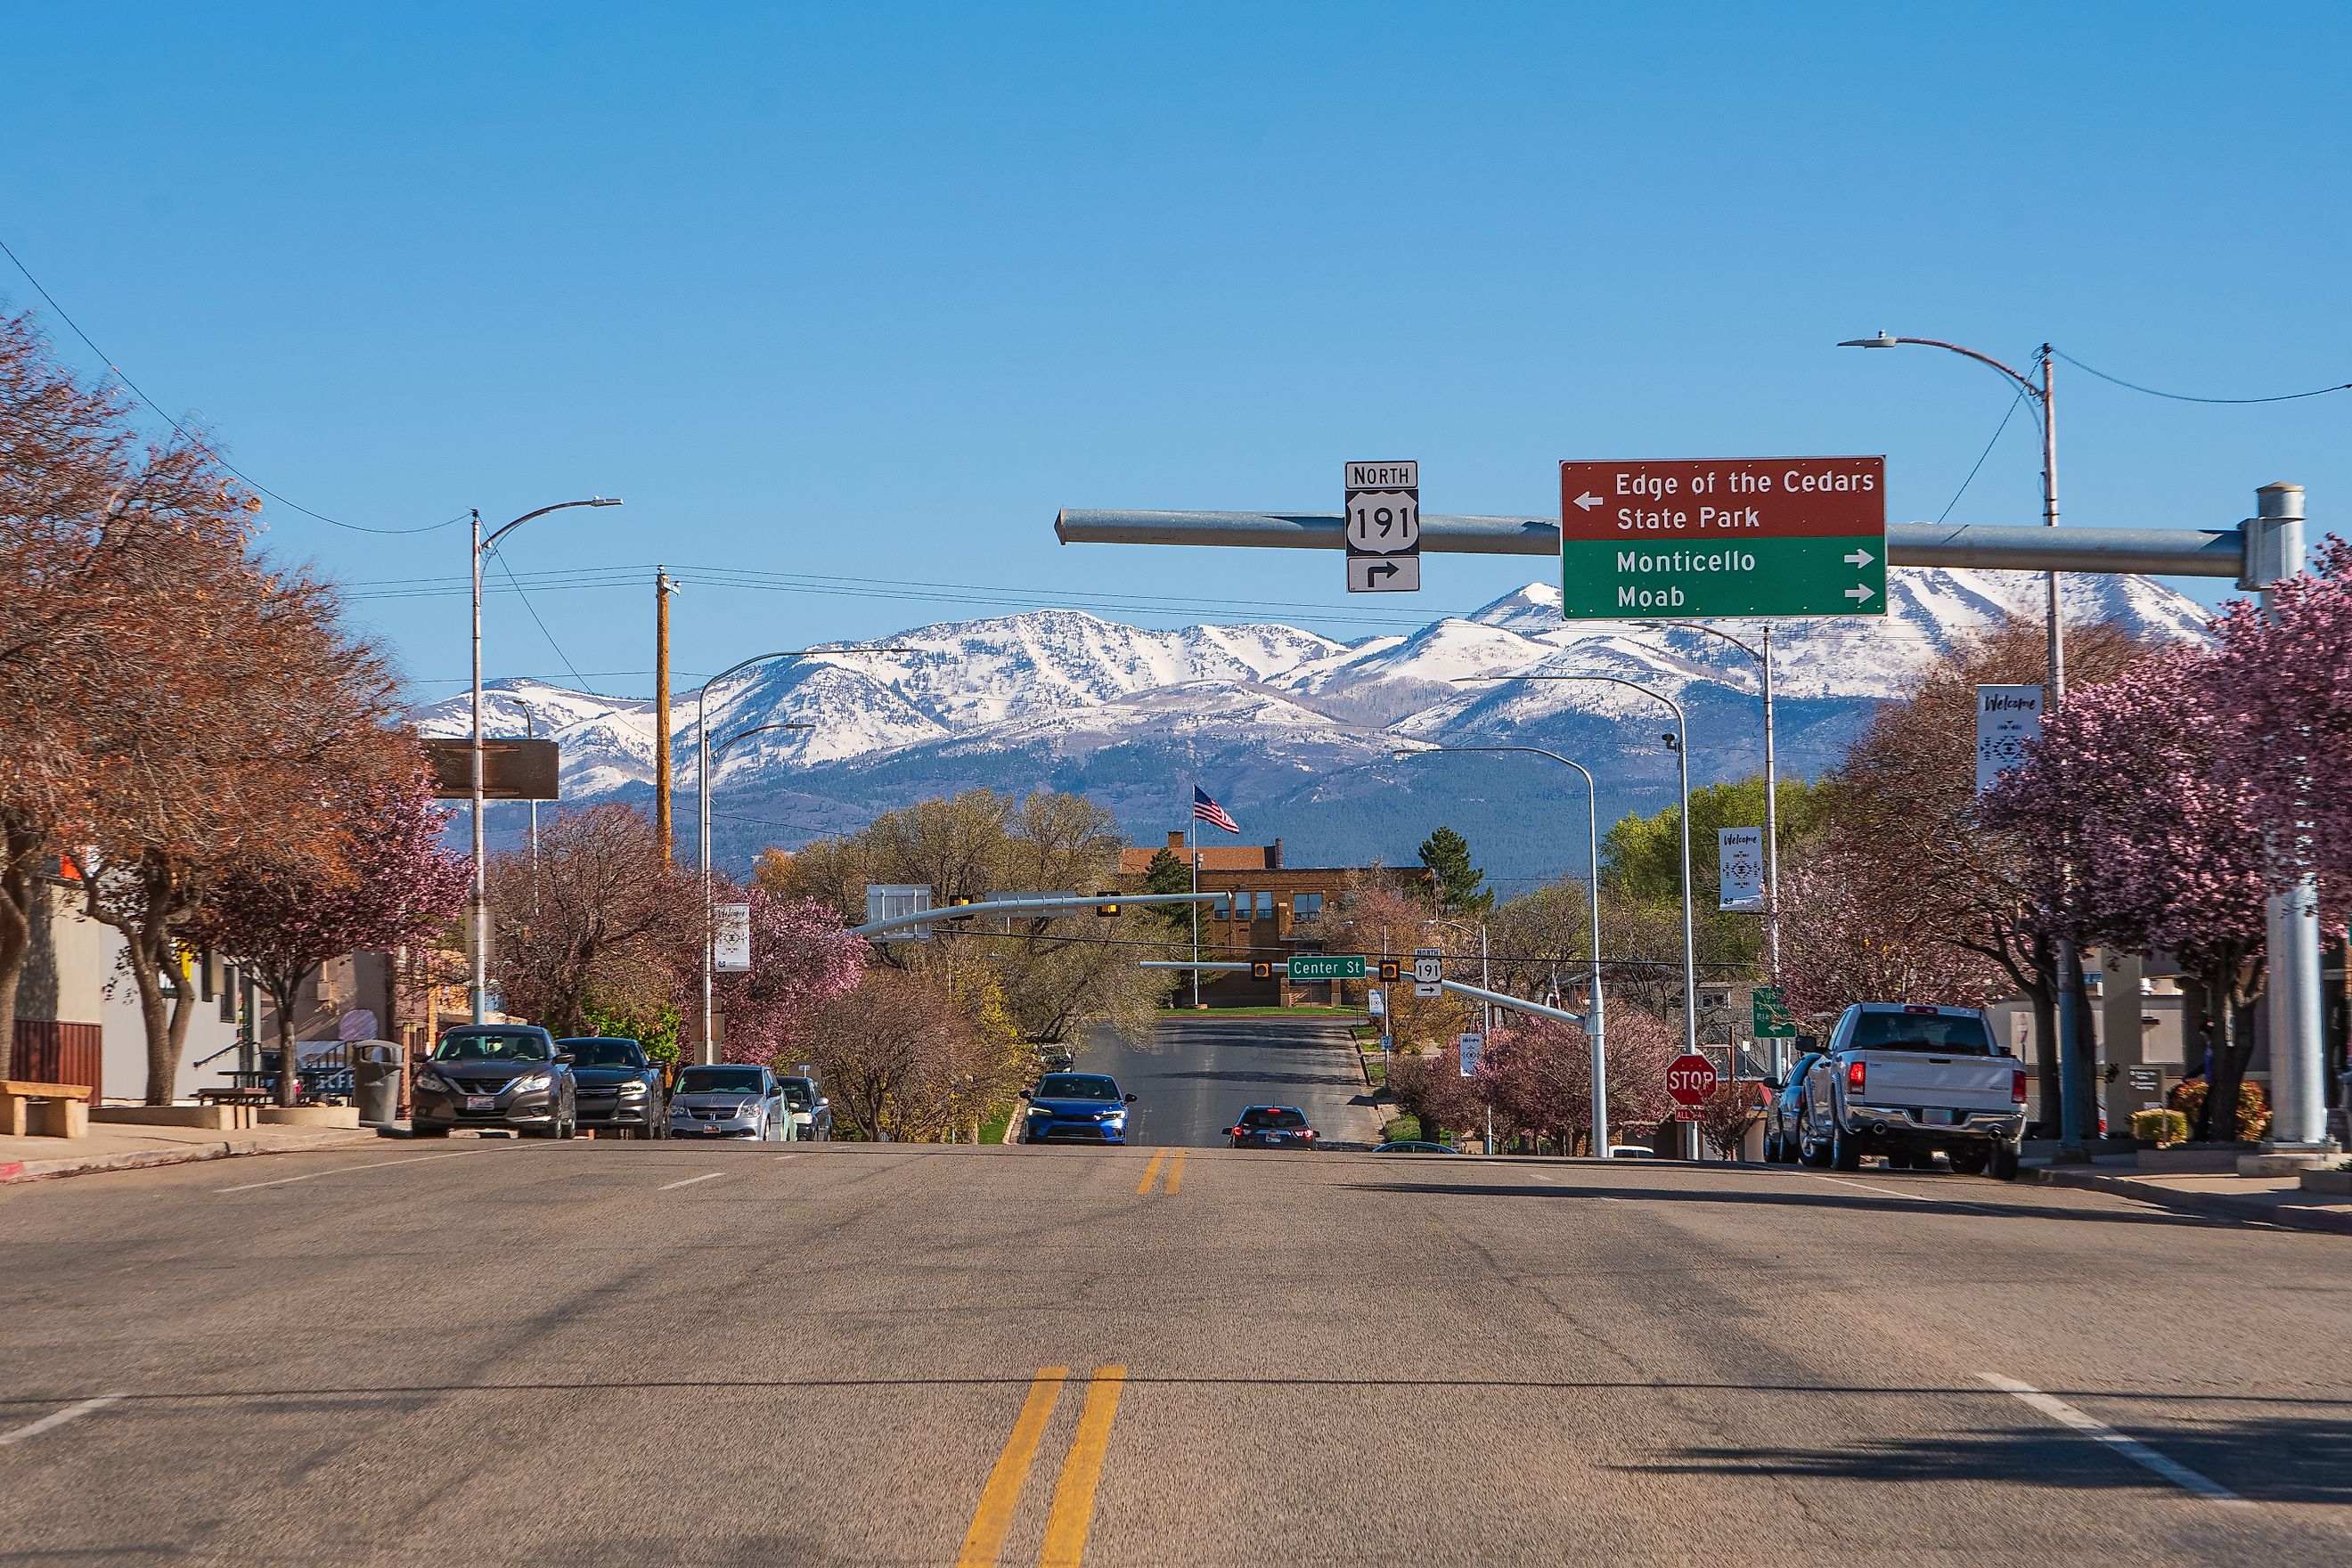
[1019,1073,1138,1144]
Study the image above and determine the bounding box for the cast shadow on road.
[1341,1180,2249,1232]
[1629,1414,2352,1507]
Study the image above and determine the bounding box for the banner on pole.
[1718,826,1765,911]
[1458,1033,1483,1077]
[714,902,753,973]
[1975,684,2045,796]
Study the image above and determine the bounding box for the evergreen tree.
[1417,826,1494,913]
[1141,846,1195,937]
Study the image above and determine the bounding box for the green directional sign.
[1752,985,1796,1039]
[1286,954,1367,981]
[1559,457,1886,620]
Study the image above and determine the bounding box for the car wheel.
[1948,1144,1989,1176]
[1765,1128,1784,1164]
[559,1104,576,1139]
[1797,1127,1827,1168]
[1830,1123,1863,1171]
[1988,1141,2021,1181]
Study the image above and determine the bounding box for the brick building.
[1117,832,1433,1006]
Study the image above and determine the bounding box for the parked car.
[1605,1145,1655,1160]
[1761,1051,1823,1164]
[1019,1073,1136,1144]
[558,1037,667,1139]
[777,1074,832,1141]
[1228,1105,1319,1149]
[412,1025,577,1139]
[1371,1139,1458,1155]
[666,1064,789,1139]
[1797,1003,2026,1178]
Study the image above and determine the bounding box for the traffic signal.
[1250,961,1274,980]
[1094,890,1122,917]
[1377,960,1401,983]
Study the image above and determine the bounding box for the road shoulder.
[0,1123,379,1186]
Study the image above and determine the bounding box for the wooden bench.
[195,1086,272,1129]
[1,1080,94,1139]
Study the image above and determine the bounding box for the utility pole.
[654,568,681,861]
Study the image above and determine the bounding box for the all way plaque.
[1559,457,1887,619]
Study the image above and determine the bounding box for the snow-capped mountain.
[412,569,2215,886]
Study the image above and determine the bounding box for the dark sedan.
[1019,1073,1136,1144]
[1762,1051,1823,1164]
[412,1025,576,1139]
[558,1037,667,1139]
[1228,1105,1318,1149]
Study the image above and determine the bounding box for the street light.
[1398,745,1611,1156]
[1632,619,1779,979]
[1840,331,2093,1156]
[1421,912,1493,1154]
[694,649,911,1065]
[470,496,622,1025]
[1455,673,1698,1097]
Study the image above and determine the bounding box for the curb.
[2029,1165,2352,1237]
[0,1130,377,1187]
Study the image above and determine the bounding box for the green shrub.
[2130,1108,2190,1147]
[1382,1114,1423,1144]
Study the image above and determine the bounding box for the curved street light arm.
[714,721,814,764]
[481,495,624,554]
[1840,334,2044,402]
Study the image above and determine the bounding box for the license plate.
[466,1095,496,1111]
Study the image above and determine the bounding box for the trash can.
[353,1042,401,1128]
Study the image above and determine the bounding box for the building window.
[219,966,238,1024]
[1254,891,1275,919]
[1294,892,1323,919]
[1212,893,1234,920]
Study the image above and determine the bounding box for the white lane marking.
[0,1394,123,1449]
[215,1152,478,1194]
[658,1172,727,1191]
[1806,1172,2002,1215]
[1979,1374,2250,1506]
[773,1154,798,1162]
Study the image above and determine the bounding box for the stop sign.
[1665,1054,1719,1106]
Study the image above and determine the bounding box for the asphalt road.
[4,1139,2350,1566]
[1077,1014,1385,1147]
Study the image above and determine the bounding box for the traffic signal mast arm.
[852,890,1223,940]
[1056,510,2261,581]
[1137,963,1586,1028]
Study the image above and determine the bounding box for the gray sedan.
[666,1065,789,1139]
[412,1025,577,1139]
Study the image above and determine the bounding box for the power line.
[2053,347,2352,405]
[494,553,601,696]
[0,232,463,535]
[1937,386,2033,525]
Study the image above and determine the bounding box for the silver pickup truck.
[1796,1003,2026,1178]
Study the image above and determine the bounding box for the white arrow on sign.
[1845,584,1876,604]
[1843,548,1874,568]
[1572,491,1603,511]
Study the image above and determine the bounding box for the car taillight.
[1302,1130,1316,1139]
[1846,1060,1866,1093]
[2011,1069,2028,1104]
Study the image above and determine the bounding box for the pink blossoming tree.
[712,884,866,1068]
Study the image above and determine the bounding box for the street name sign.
[1345,460,1421,593]
[1975,683,2045,795]
[1558,457,1886,619]
[1413,945,1444,998]
[1752,985,1796,1039]
[1665,1053,1719,1106]
[1288,953,1367,982]
[1718,826,1765,912]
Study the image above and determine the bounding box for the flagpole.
[1188,798,1201,1009]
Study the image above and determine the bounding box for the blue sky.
[7,2,2347,702]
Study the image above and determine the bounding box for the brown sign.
[425,738,560,801]
[1559,457,1885,542]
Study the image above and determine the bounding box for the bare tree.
[488,804,702,1040]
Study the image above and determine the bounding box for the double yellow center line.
[958,1365,1130,1567]
[1135,1147,1186,1195]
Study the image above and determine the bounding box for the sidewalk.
[2028,1156,2352,1236]
[0,1122,380,1186]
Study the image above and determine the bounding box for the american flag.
[1192,786,1239,835]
